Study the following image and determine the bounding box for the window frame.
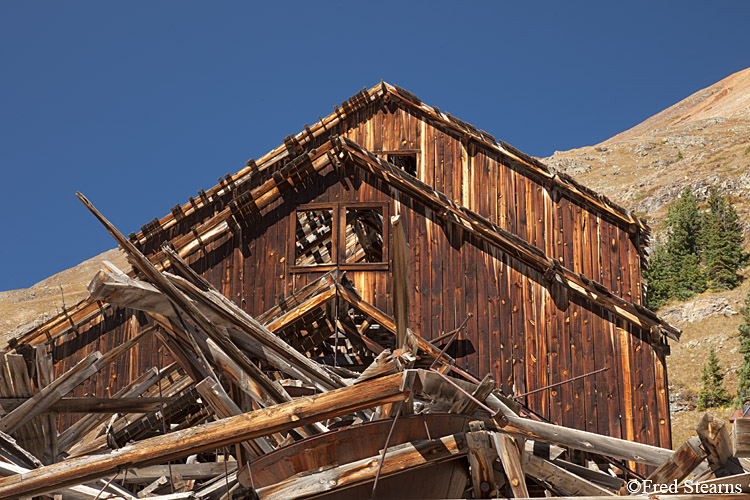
[380,150,420,179]
[289,201,389,273]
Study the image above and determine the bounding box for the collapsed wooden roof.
[0,195,738,499]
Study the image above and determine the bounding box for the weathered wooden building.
[10,82,679,450]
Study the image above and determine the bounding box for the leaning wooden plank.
[195,378,274,457]
[646,436,706,485]
[251,433,467,500]
[697,413,743,476]
[493,432,529,498]
[522,453,615,496]
[0,430,42,469]
[450,373,494,415]
[0,352,102,435]
[0,371,410,499]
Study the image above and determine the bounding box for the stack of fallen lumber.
[0,196,749,499]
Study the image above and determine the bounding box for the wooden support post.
[696,413,744,477]
[0,371,411,499]
[466,421,498,498]
[391,215,410,350]
[493,432,529,498]
[646,436,706,486]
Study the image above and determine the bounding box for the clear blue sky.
[1,1,748,291]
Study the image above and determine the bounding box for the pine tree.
[736,290,750,406]
[664,187,706,299]
[700,187,746,290]
[697,347,731,409]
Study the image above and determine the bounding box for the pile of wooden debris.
[0,196,748,500]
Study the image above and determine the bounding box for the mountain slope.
[543,67,750,236]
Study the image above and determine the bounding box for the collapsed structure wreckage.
[2,83,750,498]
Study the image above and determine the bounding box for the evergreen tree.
[700,187,746,290]
[664,187,706,299]
[697,347,731,409]
[736,290,750,406]
[645,245,671,309]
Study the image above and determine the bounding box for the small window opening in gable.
[386,152,418,177]
[294,208,334,266]
[345,207,384,263]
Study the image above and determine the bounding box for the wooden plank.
[733,417,750,458]
[522,453,616,496]
[34,344,58,465]
[492,432,529,498]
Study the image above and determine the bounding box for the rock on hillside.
[0,248,129,346]
[542,67,750,236]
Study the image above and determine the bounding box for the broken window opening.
[386,152,418,177]
[294,208,334,266]
[345,208,384,263]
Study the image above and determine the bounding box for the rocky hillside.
[0,249,129,346]
[543,67,750,448]
[543,67,750,240]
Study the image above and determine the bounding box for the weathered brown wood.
[522,453,616,496]
[697,413,744,476]
[253,433,467,500]
[493,432,529,498]
[0,371,411,499]
[120,462,237,483]
[466,422,498,498]
[450,373,494,415]
[33,344,58,465]
[56,366,161,454]
[0,352,103,435]
[195,377,273,457]
[646,436,706,485]
[391,214,410,350]
[0,396,174,414]
[732,417,750,458]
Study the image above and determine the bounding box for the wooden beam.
[522,453,615,496]
[732,417,750,458]
[0,371,411,499]
[0,396,175,414]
